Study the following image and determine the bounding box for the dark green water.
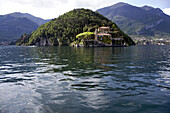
[0,45,170,113]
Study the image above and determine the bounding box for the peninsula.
[16,9,135,47]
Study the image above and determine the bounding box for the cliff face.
[35,38,52,46]
[16,8,135,46]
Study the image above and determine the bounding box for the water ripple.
[0,46,170,113]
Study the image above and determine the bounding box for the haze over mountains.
[97,2,170,38]
[0,12,50,42]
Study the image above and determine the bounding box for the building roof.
[97,33,111,36]
[99,27,110,29]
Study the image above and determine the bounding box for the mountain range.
[1,2,169,43]
[0,12,50,42]
[97,2,170,38]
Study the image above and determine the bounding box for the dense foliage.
[97,2,170,38]
[17,8,135,46]
[76,32,95,39]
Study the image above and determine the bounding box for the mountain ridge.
[0,12,50,42]
[97,2,170,38]
[9,12,50,26]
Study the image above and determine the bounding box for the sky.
[0,0,170,19]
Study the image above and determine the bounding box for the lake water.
[0,45,170,113]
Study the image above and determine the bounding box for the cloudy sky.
[0,0,170,19]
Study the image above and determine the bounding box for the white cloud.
[1,0,118,19]
[163,8,170,15]
[2,0,169,19]
[0,0,71,19]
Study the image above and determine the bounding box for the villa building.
[75,26,127,47]
[95,27,126,46]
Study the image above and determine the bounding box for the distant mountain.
[9,12,50,26]
[0,12,50,42]
[97,2,170,38]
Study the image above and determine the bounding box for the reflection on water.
[0,45,170,113]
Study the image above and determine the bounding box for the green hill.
[97,2,170,39]
[16,8,135,46]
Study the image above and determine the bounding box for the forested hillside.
[16,9,135,46]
